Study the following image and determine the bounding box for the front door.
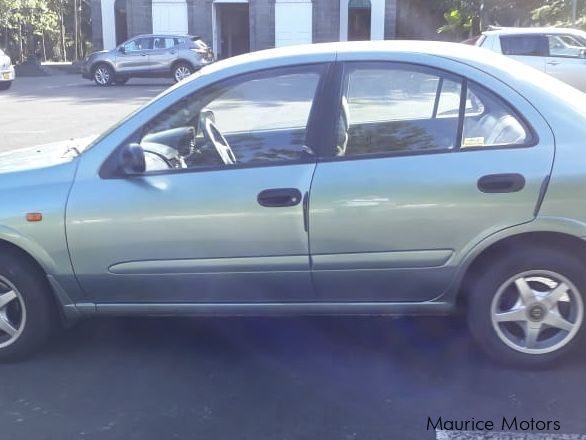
[545,34,586,92]
[66,64,327,303]
[116,37,153,74]
[309,62,555,302]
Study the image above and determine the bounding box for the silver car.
[2,41,586,366]
[0,49,15,90]
[476,27,586,91]
[81,34,213,86]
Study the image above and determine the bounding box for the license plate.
[2,73,9,80]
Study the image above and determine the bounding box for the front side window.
[124,37,153,52]
[136,65,323,172]
[547,34,585,58]
[335,62,531,158]
[500,35,548,56]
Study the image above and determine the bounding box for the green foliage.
[0,0,90,62]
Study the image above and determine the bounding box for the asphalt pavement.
[0,74,586,440]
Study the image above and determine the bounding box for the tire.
[0,82,11,90]
[93,63,114,86]
[172,62,193,83]
[0,250,58,361]
[114,76,129,86]
[467,246,586,367]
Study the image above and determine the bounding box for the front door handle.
[257,188,302,208]
[477,173,525,193]
[547,60,560,66]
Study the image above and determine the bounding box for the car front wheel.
[0,251,57,361]
[93,64,114,86]
[0,82,11,90]
[467,246,585,367]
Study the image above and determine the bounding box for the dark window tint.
[500,35,547,56]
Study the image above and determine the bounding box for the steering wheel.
[202,117,236,166]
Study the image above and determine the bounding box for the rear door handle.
[478,173,525,193]
[547,60,560,66]
[257,188,302,208]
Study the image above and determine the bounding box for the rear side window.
[335,62,532,158]
[500,35,548,56]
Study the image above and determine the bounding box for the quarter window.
[137,66,323,172]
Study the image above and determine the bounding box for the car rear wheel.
[173,62,193,83]
[0,82,11,90]
[467,246,586,367]
[0,251,58,361]
[93,64,114,86]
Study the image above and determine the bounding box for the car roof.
[483,27,586,36]
[133,34,200,40]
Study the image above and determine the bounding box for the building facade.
[90,0,401,59]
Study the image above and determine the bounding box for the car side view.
[2,41,586,367]
[81,34,213,86]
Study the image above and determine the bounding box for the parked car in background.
[476,27,586,91]
[3,41,586,367]
[0,49,15,90]
[81,34,213,86]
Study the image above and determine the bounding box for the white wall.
[152,0,189,35]
[275,0,312,47]
[101,0,117,49]
[339,0,385,41]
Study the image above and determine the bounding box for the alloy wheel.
[491,270,583,354]
[0,276,26,349]
[174,66,192,82]
[94,66,111,86]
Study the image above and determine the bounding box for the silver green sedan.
[0,41,585,366]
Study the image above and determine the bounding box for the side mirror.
[118,143,145,175]
[119,46,126,54]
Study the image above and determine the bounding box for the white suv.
[476,27,586,91]
[0,49,14,90]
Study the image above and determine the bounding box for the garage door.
[152,0,188,35]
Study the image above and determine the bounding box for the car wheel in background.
[93,64,114,86]
[0,250,58,361]
[467,246,586,367]
[0,82,11,90]
[173,62,194,83]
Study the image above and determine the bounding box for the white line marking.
[436,431,586,440]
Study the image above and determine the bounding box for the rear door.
[499,34,547,72]
[308,61,555,302]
